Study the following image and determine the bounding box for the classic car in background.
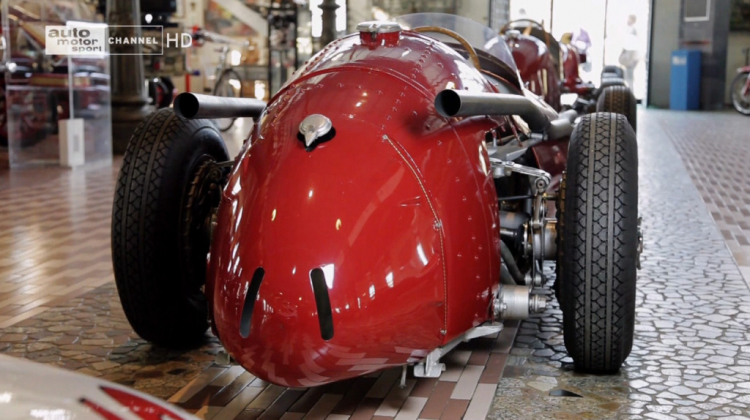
[0,354,197,420]
[111,13,641,387]
[501,18,637,130]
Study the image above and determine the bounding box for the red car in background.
[501,19,637,130]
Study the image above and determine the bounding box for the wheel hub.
[180,157,232,298]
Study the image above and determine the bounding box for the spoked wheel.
[112,107,229,348]
[731,72,750,116]
[212,69,243,131]
[596,85,637,131]
[558,112,639,374]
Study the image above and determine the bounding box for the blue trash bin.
[670,50,701,110]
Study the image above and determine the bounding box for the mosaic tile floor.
[1,109,750,419]
[659,110,750,284]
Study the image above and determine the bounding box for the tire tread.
[597,85,637,131]
[560,112,638,373]
[112,108,226,348]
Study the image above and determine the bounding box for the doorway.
[509,0,651,100]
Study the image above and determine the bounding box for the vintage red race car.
[111,13,642,387]
[500,18,637,130]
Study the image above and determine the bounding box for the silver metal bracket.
[215,349,233,365]
[491,158,554,284]
[489,158,551,194]
[413,323,503,378]
[356,21,402,34]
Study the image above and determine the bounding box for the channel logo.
[45,24,193,56]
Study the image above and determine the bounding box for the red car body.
[561,44,595,96]
[205,28,566,387]
[506,34,562,111]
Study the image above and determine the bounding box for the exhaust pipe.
[174,93,266,120]
[434,90,549,132]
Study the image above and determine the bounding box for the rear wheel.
[112,107,228,348]
[558,112,638,374]
[212,69,243,132]
[731,72,750,116]
[597,85,637,131]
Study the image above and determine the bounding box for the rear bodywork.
[206,30,507,387]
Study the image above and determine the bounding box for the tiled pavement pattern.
[1,109,750,419]
[660,110,750,284]
[0,162,118,329]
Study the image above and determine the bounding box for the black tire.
[112,108,228,348]
[730,72,750,116]
[559,112,638,374]
[599,77,626,90]
[597,85,637,132]
[602,65,624,78]
[212,69,243,132]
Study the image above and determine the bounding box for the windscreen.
[395,13,519,75]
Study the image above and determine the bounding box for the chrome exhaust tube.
[174,93,266,120]
[434,90,550,132]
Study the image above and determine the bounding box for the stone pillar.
[107,0,153,154]
[319,0,340,48]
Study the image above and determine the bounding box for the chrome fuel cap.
[299,114,334,151]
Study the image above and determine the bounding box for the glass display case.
[1,0,111,168]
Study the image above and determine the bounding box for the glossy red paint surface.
[506,35,561,111]
[562,44,581,90]
[531,138,568,192]
[206,31,503,387]
[82,399,124,420]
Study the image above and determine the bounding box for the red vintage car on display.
[500,18,637,130]
[111,13,642,387]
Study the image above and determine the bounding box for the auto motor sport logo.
[45,25,192,55]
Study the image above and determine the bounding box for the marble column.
[106,0,154,154]
[319,0,340,47]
